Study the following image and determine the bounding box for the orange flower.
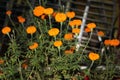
[2,26,11,34]
[64,50,73,55]
[44,8,54,15]
[87,23,96,29]
[104,39,111,46]
[6,10,12,16]
[110,39,120,47]
[89,52,100,61]
[54,40,62,47]
[26,26,37,34]
[69,19,82,27]
[97,31,104,37]
[0,59,4,64]
[33,6,45,17]
[29,42,38,50]
[64,33,73,40]
[41,14,46,20]
[73,19,82,26]
[69,21,75,28]
[48,28,59,36]
[66,11,75,19]
[17,16,25,23]
[72,28,80,34]
[85,27,91,33]
[55,13,67,22]
[22,63,28,69]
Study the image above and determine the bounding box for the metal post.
[77,0,91,44]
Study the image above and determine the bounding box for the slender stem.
[8,16,16,27]
[60,22,63,39]
[58,47,61,57]
[27,66,35,80]
[48,15,52,28]
[66,18,71,33]
[81,29,93,54]
[88,60,94,72]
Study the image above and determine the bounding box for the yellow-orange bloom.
[110,39,120,47]
[26,26,37,34]
[64,33,73,40]
[17,16,25,23]
[2,26,11,34]
[48,28,59,36]
[72,28,80,34]
[6,10,12,16]
[66,11,75,19]
[87,23,96,29]
[97,31,104,37]
[89,52,100,61]
[55,13,67,22]
[73,19,82,26]
[29,42,38,50]
[64,50,73,55]
[104,39,111,46]
[0,59,4,64]
[44,8,54,15]
[33,6,45,17]
[85,27,91,33]
[54,40,62,47]
[69,21,75,28]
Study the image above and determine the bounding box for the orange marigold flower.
[85,27,91,33]
[104,39,111,46]
[64,50,73,55]
[26,26,37,34]
[72,28,80,34]
[64,33,73,40]
[66,11,75,19]
[29,42,38,50]
[44,8,54,15]
[33,6,45,17]
[48,28,59,36]
[17,16,25,23]
[97,31,104,37]
[69,21,75,28]
[110,39,120,47]
[41,14,46,20]
[55,13,67,22]
[2,26,11,34]
[89,52,100,61]
[87,23,96,29]
[22,63,28,69]
[6,10,12,16]
[54,40,62,47]
[73,19,82,26]
[0,59,4,64]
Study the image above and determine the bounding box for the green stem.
[27,66,35,80]
[88,60,94,72]
[60,22,63,39]
[48,15,52,28]
[58,47,61,57]
[81,29,93,54]
[66,18,71,33]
